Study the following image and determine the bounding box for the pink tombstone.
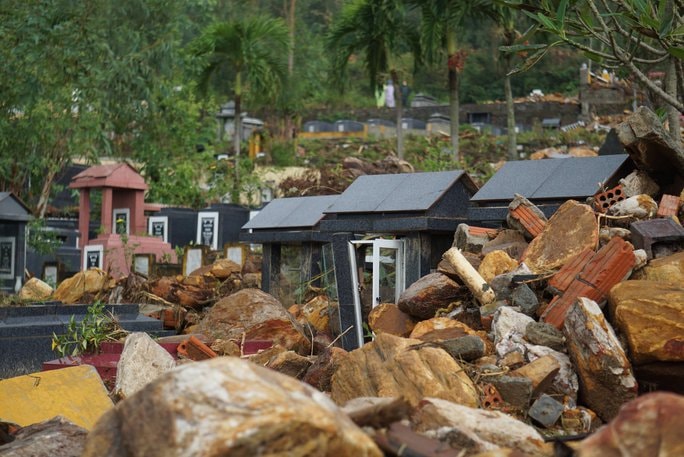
[69,163,176,277]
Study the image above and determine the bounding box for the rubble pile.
[2,107,684,456]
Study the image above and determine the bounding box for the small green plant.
[51,301,124,357]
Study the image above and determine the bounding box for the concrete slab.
[0,365,113,429]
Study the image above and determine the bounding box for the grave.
[25,218,81,285]
[0,192,31,293]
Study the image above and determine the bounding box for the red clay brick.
[542,237,635,329]
[593,184,625,213]
[657,194,681,218]
[467,226,499,238]
[510,204,547,238]
[177,335,217,361]
[547,248,595,293]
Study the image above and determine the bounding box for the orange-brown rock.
[53,268,114,304]
[300,295,332,333]
[198,288,310,355]
[609,280,684,365]
[523,200,598,274]
[368,303,415,337]
[631,251,684,283]
[397,272,465,320]
[509,355,560,398]
[330,333,478,407]
[577,392,684,457]
[19,277,53,301]
[564,297,637,421]
[477,250,519,283]
[208,258,242,279]
[82,357,382,457]
[303,347,348,392]
[265,351,313,379]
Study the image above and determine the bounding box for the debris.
[443,248,497,306]
[609,280,684,365]
[52,268,113,304]
[507,194,547,239]
[373,421,466,457]
[593,184,625,213]
[177,334,217,361]
[17,278,53,301]
[528,394,564,428]
[368,303,416,337]
[418,335,487,362]
[114,332,177,400]
[197,288,310,355]
[577,392,684,457]
[413,397,550,456]
[618,169,660,198]
[481,229,529,261]
[82,357,382,457]
[657,194,681,218]
[510,284,540,317]
[0,365,113,430]
[477,250,519,283]
[453,223,497,254]
[510,355,561,398]
[607,194,658,220]
[524,322,566,352]
[522,200,598,274]
[630,218,684,259]
[487,375,532,409]
[342,397,413,429]
[0,416,88,457]
[265,350,314,379]
[330,333,479,407]
[398,272,466,320]
[299,295,333,333]
[631,250,684,282]
[563,297,638,421]
[302,346,348,392]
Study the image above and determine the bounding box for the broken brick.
[547,247,595,294]
[657,194,681,218]
[509,202,547,238]
[177,335,217,361]
[542,237,636,329]
[630,218,684,260]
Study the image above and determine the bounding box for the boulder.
[198,288,310,354]
[368,303,415,337]
[564,297,638,421]
[330,333,478,407]
[397,273,465,320]
[413,398,549,456]
[82,357,381,457]
[577,392,684,457]
[522,200,598,274]
[300,295,332,334]
[631,251,684,283]
[302,346,348,392]
[115,333,177,399]
[208,258,242,279]
[18,277,53,301]
[0,416,88,457]
[608,280,684,364]
[477,251,519,283]
[265,351,313,379]
[53,268,113,304]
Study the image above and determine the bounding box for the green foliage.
[27,219,61,256]
[51,302,124,357]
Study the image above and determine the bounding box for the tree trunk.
[504,65,517,161]
[234,92,242,200]
[392,70,404,159]
[36,165,58,218]
[287,0,296,75]
[447,30,460,162]
[666,57,681,147]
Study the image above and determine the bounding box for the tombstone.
[69,163,176,278]
[427,113,451,135]
[155,207,197,250]
[401,117,426,130]
[302,121,334,133]
[201,203,250,251]
[148,216,168,242]
[367,118,395,127]
[334,120,365,133]
[133,253,155,276]
[182,245,207,276]
[410,93,439,108]
[366,119,396,139]
[542,118,561,130]
[25,218,81,283]
[223,243,247,267]
[0,193,31,292]
[197,212,219,250]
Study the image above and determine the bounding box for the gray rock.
[489,375,533,409]
[0,416,87,457]
[525,322,566,352]
[528,394,565,428]
[435,335,486,362]
[511,284,539,317]
[114,332,177,400]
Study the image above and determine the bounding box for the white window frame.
[83,244,104,270]
[112,208,130,235]
[148,216,168,242]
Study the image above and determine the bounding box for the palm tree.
[190,16,289,185]
[408,0,491,162]
[327,0,421,160]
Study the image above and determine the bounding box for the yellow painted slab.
[0,365,113,430]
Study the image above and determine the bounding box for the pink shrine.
[70,163,176,277]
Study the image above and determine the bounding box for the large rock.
[302,347,348,392]
[608,280,684,364]
[564,297,638,421]
[299,295,332,334]
[18,277,53,301]
[397,273,465,320]
[577,392,684,457]
[522,200,598,273]
[477,250,518,283]
[413,398,549,456]
[631,251,684,283]
[82,357,381,457]
[115,333,177,399]
[52,269,113,304]
[198,288,310,354]
[368,303,415,337]
[330,333,478,407]
[0,416,88,457]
